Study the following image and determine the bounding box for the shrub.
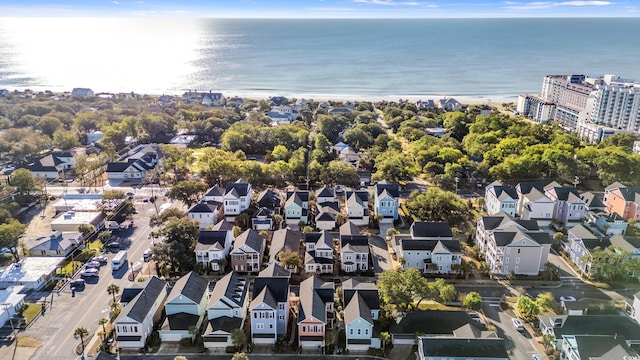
[226,345,238,353]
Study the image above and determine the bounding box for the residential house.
[0,286,25,328]
[565,224,609,275]
[223,179,252,218]
[410,221,454,240]
[328,107,352,116]
[269,96,288,107]
[603,182,640,221]
[394,222,461,274]
[253,189,281,230]
[484,181,519,216]
[156,94,177,107]
[227,96,245,108]
[0,89,9,97]
[297,276,334,350]
[71,88,94,97]
[544,183,586,224]
[316,185,336,204]
[629,291,640,324]
[315,202,340,231]
[339,146,363,165]
[284,190,310,226]
[417,337,508,360]
[0,257,64,291]
[342,279,380,351]
[266,105,300,125]
[374,181,400,222]
[516,183,555,222]
[416,99,436,109]
[557,335,638,360]
[340,221,369,273]
[345,191,369,226]
[586,210,628,235]
[188,200,221,230]
[195,230,233,271]
[114,277,167,350]
[331,142,349,154]
[538,314,640,354]
[357,170,371,187]
[26,151,76,180]
[476,212,552,276]
[230,229,265,273]
[106,157,156,183]
[204,185,225,203]
[269,228,302,272]
[202,92,225,107]
[304,231,334,274]
[437,97,462,111]
[250,263,291,344]
[29,231,83,257]
[159,272,209,342]
[581,191,605,212]
[390,310,491,345]
[203,271,249,350]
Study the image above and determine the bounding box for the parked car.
[92,255,108,265]
[511,318,524,331]
[69,279,86,288]
[0,247,12,255]
[560,296,577,302]
[131,261,142,272]
[106,241,120,250]
[143,249,152,262]
[80,268,99,277]
[85,261,101,269]
[532,355,543,360]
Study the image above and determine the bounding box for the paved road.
[20,200,162,360]
[369,235,394,274]
[481,301,540,360]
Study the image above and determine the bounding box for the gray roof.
[207,316,243,334]
[254,265,291,304]
[116,276,166,323]
[581,192,605,210]
[188,200,220,213]
[609,235,640,252]
[285,191,308,208]
[166,271,208,305]
[204,185,224,197]
[346,191,369,207]
[259,262,291,278]
[250,286,278,310]
[410,221,453,239]
[269,228,301,263]
[487,183,518,201]
[341,235,369,253]
[390,310,487,336]
[569,224,598,240]
[196,231,228,252]
[344,293,372,325]
[316,185,335,199]
[419,337,508,359]
[298,276,333,324]
[375,182,399,198]
[30,232,82,252]
[212,220,234,231]
[257,189,280,209]
[542,315,640,340]
[401,239,461,253]
[165,312,200,331]
[232,229,264,253]
[342,278,379,314]
[208,271,247,309]
[340,221,360,236]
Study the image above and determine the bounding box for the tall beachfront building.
[517,74,640,143]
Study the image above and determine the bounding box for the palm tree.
[379,331,391,352]
[231,328,247,352]
[106,284,120,304]
[98,318,109,347]
[74,327,89,356]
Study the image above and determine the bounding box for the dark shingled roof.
[390,310,486,336]
[196,231,228,252]
[375,181,400,198]
[208,271,247,308]
[233,229,264,253]
[167,271,208,305]
[253,273,291,304]
[165,312,201,330]
[410,221,453,239]
[344,293,372,325]
[116,276,166,323]
[420,337,508,358]
[298,276,334,324]
[208,316,243,334]
[401,239,461,253]
[548,315,640,340]
[257,189,280,209]
[189,201,220,213]
[225,180,250,197]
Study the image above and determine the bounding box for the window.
[279,315,284,320]
[253,313,257,318]
[505,258,509,264]
[302,326,306,332]
[516,257,520,264]
[517,249,521,254]
[278,303,285,310]
[357,329,361,335]
[269,324,273,329]
[506,248,511,254]
[365,328,369,335]
[256,323,264,329]
[350,329,353,335]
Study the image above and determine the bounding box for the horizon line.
[1,15,640,20]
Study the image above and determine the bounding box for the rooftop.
[0,257,65,284]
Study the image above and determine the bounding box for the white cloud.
[112,1,120,4]
[503,1,613,10]
[354,0,423,6]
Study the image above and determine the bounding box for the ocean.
[0,17,639,102]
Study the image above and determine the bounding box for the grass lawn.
[57,261,81,277]
[16,336,42,347]
[22,303,42,325]
[415,300,459,311]
[88,239,103,251]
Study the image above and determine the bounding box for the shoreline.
[1,86,519,105]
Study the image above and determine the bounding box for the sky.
[0,0,638,18]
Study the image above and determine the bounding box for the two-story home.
[284,190,310,226]
[26,151,76,180]
[586,210,629,236]
[484,181,519,216]
[538,314,640,357]
[250,263,291,345]
[159,272,209,342]
[603,182,640,221]
[565,224,609,275]
[230,229,265,273]
[374,181,400,222]
[195,230,233,271]
[114,277,168,350]
[269,228,302,272]
[417,337,508,360]
[203,271,249,350]
[204,185,224,203]
[628,291,640,324]
[252,189,281,231]
[340,222,369,273]
[342,279,381,351]
[29,231,83,257]
[476,212,552,276]
[544,183,586,225]
[315,202,340,231]
[516,183,555,223]
[297,276,335,351]
[390,310,493,346]
[223,179,252,218]
[393,222,462,274]
[345,191,370,226]
[304,231,334,274]
[188,200,221,230]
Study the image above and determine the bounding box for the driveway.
[369,235,395,274]
[481,301,539,360]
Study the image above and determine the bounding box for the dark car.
[106,241,120,249]
[70,279,86,288]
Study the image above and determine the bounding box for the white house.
[188,200,221,230]
[544,183,586,224]
[516,183,555,222]
[223,179,252,217]
[159,272,209,342]
[304,231,334,274]
[195,230,233,271]
[0,286,26,328]
[29,231,83,257]
[0,257,64,291]
[484,181,518,216]
[203,271,248,350]
[114,277,168,350]
[340,222,369,273]
[345,191,370,226]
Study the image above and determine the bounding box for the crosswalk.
[560,276,582,285]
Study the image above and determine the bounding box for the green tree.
[9,168,38,199]
[98,318,109,348]
[463,291,482,311]
[149,208,186,227]
[270,144,290,161]
[231,328,247,351]
[107,284,120,304]
[74,327,89,356]
[154,217,200,274]
[321,160,360,187]
[379,331,391,352]
[406,187,472,227]
[277,248,301,271]
[0,219,26,261]
[78,224,94,237]
[535,292,554,310]
[53,129,80,149]
[231,353,249,360]
[516,296,540,321]
[166,180,208,207]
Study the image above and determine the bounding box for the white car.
[80,268,99,277]
[560,296,577,302]
[511,318,524,331]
